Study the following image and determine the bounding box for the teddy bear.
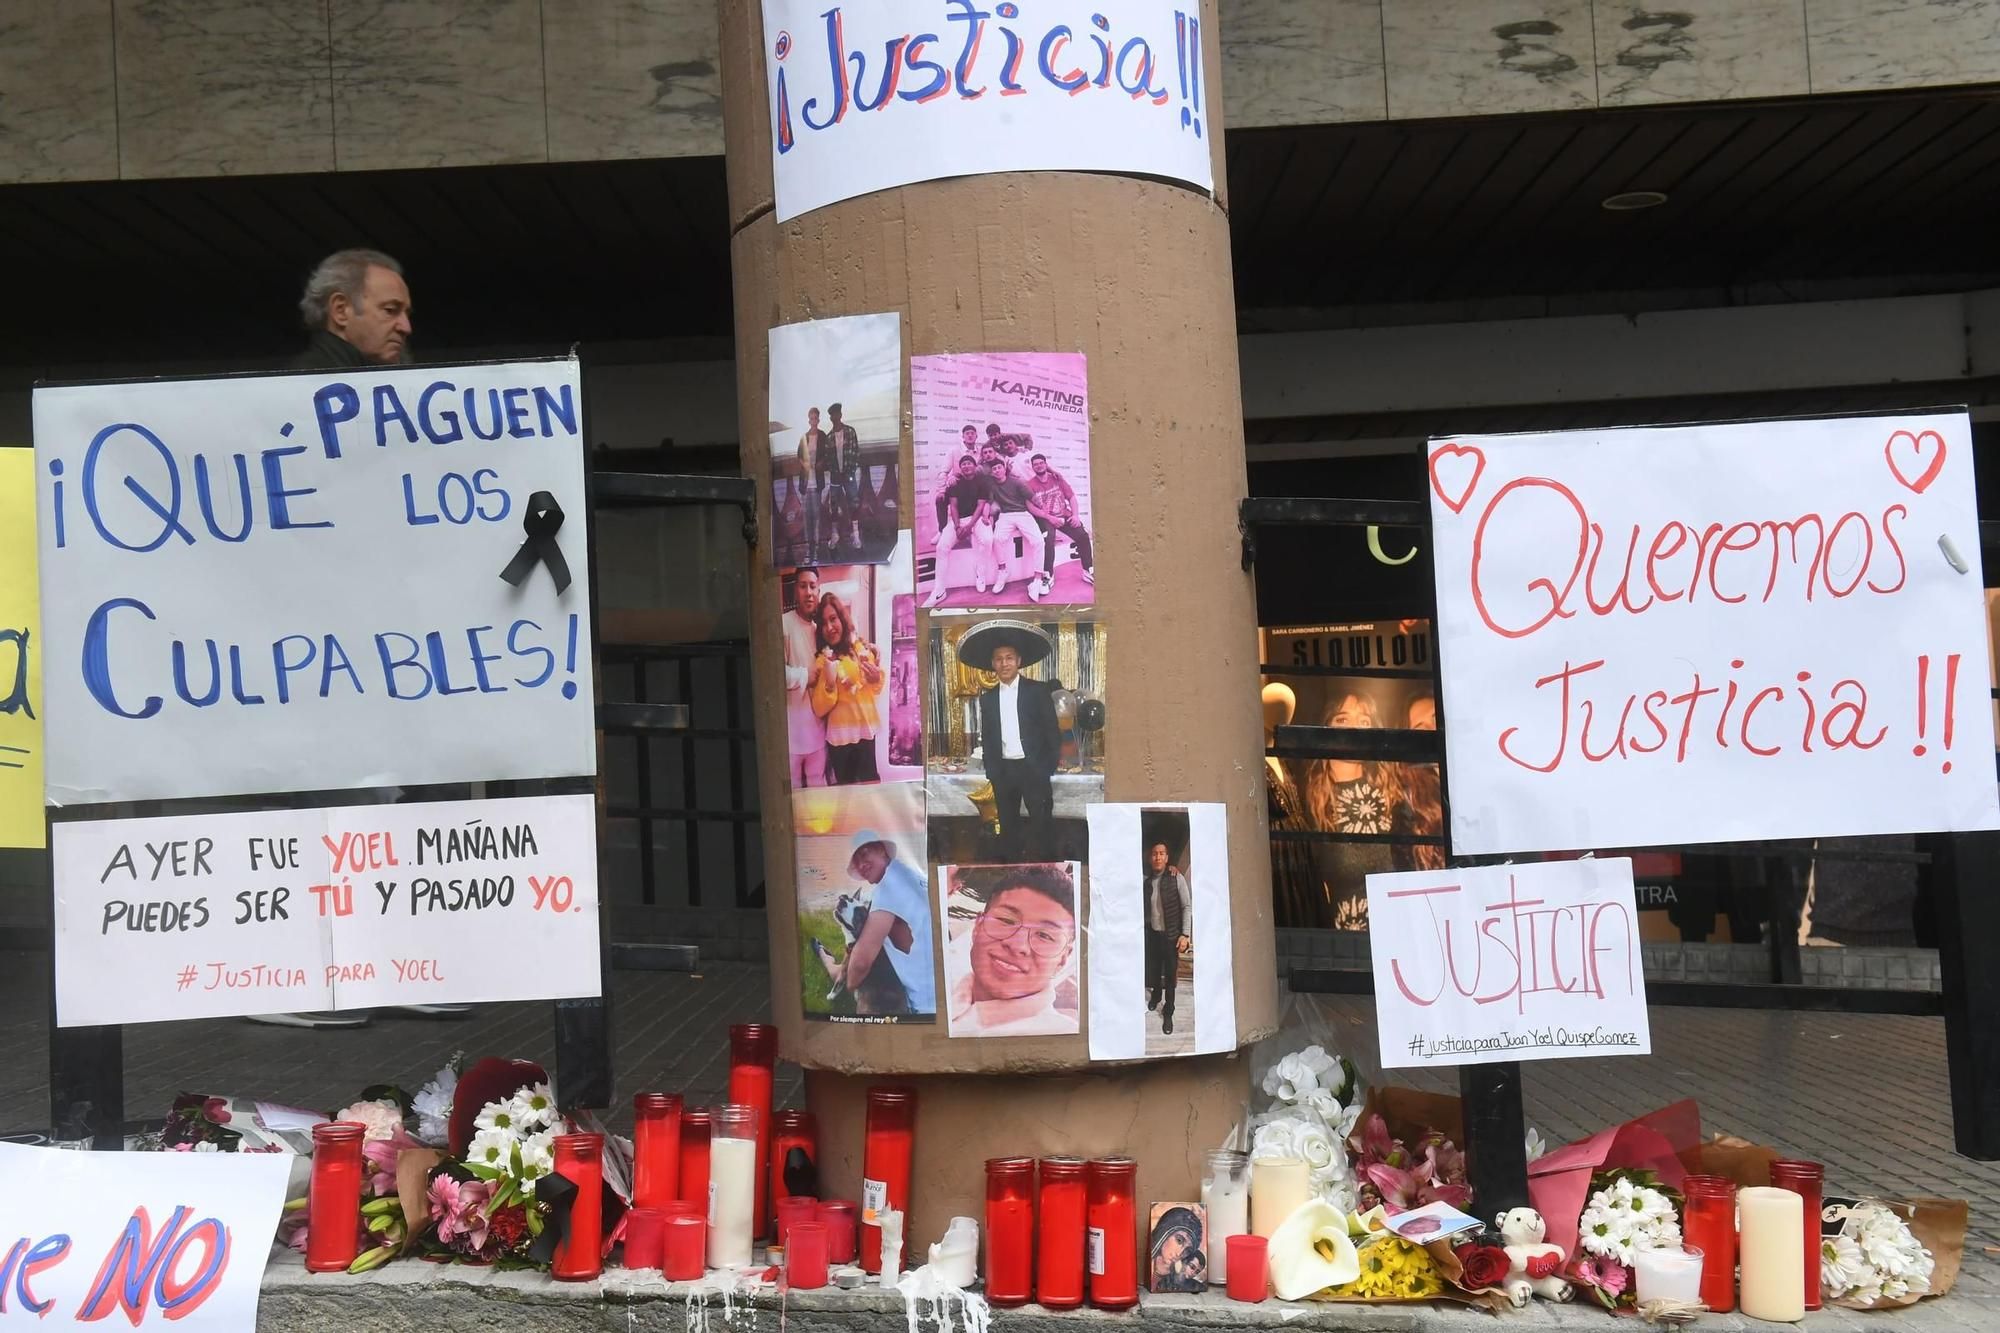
[1496,1207,1574,1308]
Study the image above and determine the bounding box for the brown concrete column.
[718,0,1275,1249]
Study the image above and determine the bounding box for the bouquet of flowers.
[1822,1201,1935,1307]
[147,1095,289,1154]
[1570,1169,1683,1309]
[1252,1045,1364,1214]
[1347,1114,1471,1216]
[430,1071,564,1264]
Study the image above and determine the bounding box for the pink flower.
[428,1175,491,1253]
[1572,1255,1630,1308]
[361,1126,422,1197]
[336,1099,406,1143]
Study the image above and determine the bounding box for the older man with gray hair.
[290,248,413,368]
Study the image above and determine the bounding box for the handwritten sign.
[1427,413,2000,855]
[0,1141,288,1330]
[32,361,594,805]
[0,451,41,847]
[51,793,600,1027]
[1367,858,1649,1069]
[762,0,1215,222]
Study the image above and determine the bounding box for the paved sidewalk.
[6,952,1998,1316]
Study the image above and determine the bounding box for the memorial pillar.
[719,0,1276,1248]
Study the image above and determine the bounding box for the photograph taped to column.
[768,313,902,569]
[32,360,595,804]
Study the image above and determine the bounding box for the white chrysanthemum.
[508,1082,557,1131]
[1635,1186,1675,1224]
[1578,1204,1624,1259]
[1822,1233,1869,1298]
[466,1128,514,1171]
[517,1128,556,1182]
[473,1099,520,1137]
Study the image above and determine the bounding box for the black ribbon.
[783,1146,820,1200]
[500,491,572,593]
[528,1171,578,1266]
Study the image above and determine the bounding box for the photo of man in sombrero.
[963,621,1063,862]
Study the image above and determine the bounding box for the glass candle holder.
[306,1122,366,1273]
[1202,1149,1250,1284]
[552,1132,605,1281]
[1226,1234,1269,1303]
[984,1157,1034,1307]
[1633,1244,1704,1305]
[770,1109,819,1216]
[1769,1159,1824,1311]
[1036,1157,1088,1309]
[1680,1174,1738,1313]
[727,1024,778,1236]
[775,1195,821,1251]
[1085,1157,1138,1311]
[708,1105,758,1269]
[664,1214,707,1281]
[632,1092,683,1210]
[818,1200,859,1265]
[788,1221,830,1290]
[624,1207,668,1271]
[860,1087,916,1274]
[678,1108,713,1209]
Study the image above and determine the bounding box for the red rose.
[1457,1244,1512,1291]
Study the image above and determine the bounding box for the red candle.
[1036,1156,1087,1308]
[860,1087,916,1274]
[818,1200,859,1265]
[679,1108,713,1210]
[1086,1157,1138,1310]
[632,1092,683,1209]
[624,1207,669,1271]
[1680,1175,1737,1313]
[984,1157,1034,1307]
[1769,1159,1824,1310]
[664,1214,707,1281]
[776,1195,821,1251]
[552,1133,605,1281]
[1225,1234,1269,1302]
[770,1109,818,1215]
[657,1199,703,1220]
[306,1122,366,1273]
[727,1024,778,1236]
[787,1221,830,1290]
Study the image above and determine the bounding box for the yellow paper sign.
[0,449,43,846]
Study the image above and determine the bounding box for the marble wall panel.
[1383,0,1598,119]
[1221,0,1388,127]
[544,0,722,160]
[331,0,547,170]
[0,1,118,183]
[1594,1,1810,105]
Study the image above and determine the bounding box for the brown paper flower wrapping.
[1829,1198,1966,1310]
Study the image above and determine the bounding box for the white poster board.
[1427,413,2000,855]
[1367,858,1649,1069]
[33,361,595,805]
[51,793,600,1027]
[1084,803,1234,1061]
[761,0,1215,222]
[0,1141,289,1330]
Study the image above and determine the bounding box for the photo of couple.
[780,536,921,790]
[913,353,1096,610]
[768,313,902,567]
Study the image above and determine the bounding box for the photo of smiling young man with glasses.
[939,861,1081,1038]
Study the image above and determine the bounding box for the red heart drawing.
[1428,442,1487,515]
[1885,429,1946,495]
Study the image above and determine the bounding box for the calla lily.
[1267,1199,1361,1300]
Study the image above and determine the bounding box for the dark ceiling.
[6,86,1999,371]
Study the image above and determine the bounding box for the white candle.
[707,1107,758,1270]
[1633,1244,1704,1305]
[1738,1187,1805,1322]
[1249,1158,1310,1238]
[1202,1150,1251,1282]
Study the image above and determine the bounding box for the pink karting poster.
[912,353,1095,611]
